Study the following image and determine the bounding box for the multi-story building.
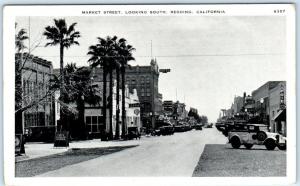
[84,78,141,138]
[93,58,165,129]
[174,101,188,120]
[125,59,163,128]
[232,96,244,114]
[269,81,286,135]
[251,81,285,126]
[16,53,55,141]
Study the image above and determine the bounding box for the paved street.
[38,128,226,177]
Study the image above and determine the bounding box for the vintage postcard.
[3,4,296,186]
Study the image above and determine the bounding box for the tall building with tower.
[125,59,167,129]
[93,58,170,129]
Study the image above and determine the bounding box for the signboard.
[129,103,140,108]
[54,131,69,147]
[15,134,23,155]
[134,109,140,115]
[159,69,171,73]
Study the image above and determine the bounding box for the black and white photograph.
[3,4,296,186]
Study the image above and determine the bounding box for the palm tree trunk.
[77,94,85,139]
[109,66,113,139]
[115,66,120,139]
[102,66,107,138]
[121,65,126,138]
[59,43,65,131]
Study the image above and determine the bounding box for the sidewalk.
[16,138,142,162]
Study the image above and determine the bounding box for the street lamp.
[260,98,264,124]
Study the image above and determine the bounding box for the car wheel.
[230,136,241,149]
[257,131,267,141]
[278,143,286,150]
[265,139,276,150]
[244,144,253,149]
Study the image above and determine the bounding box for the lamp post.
[260,98,264,122]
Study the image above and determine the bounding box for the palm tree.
[43,18,80,131]
[15,24,29,53]
[87,36,117,139]
[115,38,135,138]
[114,61,121,139]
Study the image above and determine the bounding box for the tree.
[115,38,135,138]
[15,25,29,141]
[60,63,101,139]
[87,36,117,139]
[15,24,29,53]
[43,18,80,131]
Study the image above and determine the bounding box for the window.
[146,88,151,96]
[86,115,102,133]
[141,77,145,84]
[86,116,91,124]
[92,116,97,124]
[146,77,150,83]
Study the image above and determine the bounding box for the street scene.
[14,14,287,177]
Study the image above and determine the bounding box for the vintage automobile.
[151,129,162,136]
[228,124,286,150]
[215,121,225,131]
[174,125,185,132]
[159,126,174,135]
[194,124,203,130]
[205,123,213,128]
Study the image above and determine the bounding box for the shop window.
[86,116,91,124]
[92,116,97,124]
[92,125,98,132]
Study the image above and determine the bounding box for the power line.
[38,53,285,58]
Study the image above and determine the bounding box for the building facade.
[16,53,55,141]
[251,81,285,127]
[83,79,141,138]
[269,81,286,135]
[125,59,163,128]
[232,96,244,114]
[92,59,164,129]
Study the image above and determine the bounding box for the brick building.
[93,59,164,129]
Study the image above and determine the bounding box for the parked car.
[194,124,203,130]
[215,121,225,131]
[228,124,286,150]
[151,129,161,136]
[205,123,213,128]
[174,125,185,132]
[160,126,174,135]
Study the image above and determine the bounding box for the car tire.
[244,144,253,149]
[230,136,241,149]
[278,143,286,150]
[257,131,267,141]
[265,139,276,150]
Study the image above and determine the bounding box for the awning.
[273,109,286,121]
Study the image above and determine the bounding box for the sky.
[16,16,286,122]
